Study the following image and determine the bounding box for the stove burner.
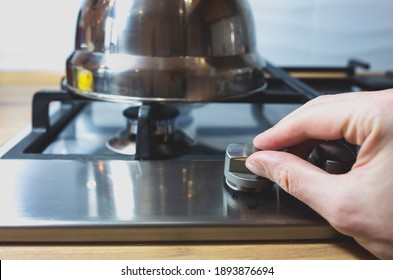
[106,103,194,158]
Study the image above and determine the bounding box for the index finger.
[253,92,369,150]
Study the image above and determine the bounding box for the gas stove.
[1,60,392,242]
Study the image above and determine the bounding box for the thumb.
[245,150,344,216]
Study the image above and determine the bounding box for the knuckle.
[305,94,332,106]
[277,169,290,191]
[276,167,303,200]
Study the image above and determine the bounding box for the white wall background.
[0,0,83,71]
[251,0,393,70]
[0,0,392,72]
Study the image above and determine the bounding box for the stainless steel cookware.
[65,0,266,102]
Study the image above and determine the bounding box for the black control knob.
[308,141,356,174]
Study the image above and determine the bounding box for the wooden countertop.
[0,72,375,260]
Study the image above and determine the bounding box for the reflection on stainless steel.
[86,161,99,218]
[0,160,336,242]
[224,143,274,192]
[65,0,266,102]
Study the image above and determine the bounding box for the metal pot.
[65,0,266,102]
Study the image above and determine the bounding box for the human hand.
[245,89,393,259]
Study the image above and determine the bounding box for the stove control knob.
[308,141,356,174]
[224,143,274,192]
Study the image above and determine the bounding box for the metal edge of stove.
[0,125,32,157]
[0,224,338,243]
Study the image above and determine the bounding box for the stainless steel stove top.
[0,159,335,242]
[2,101,332,242]
[1,62,392,243]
